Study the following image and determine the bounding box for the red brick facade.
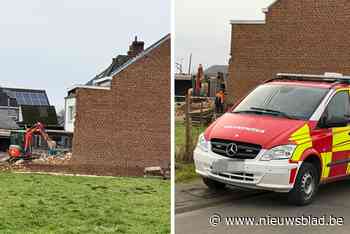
[70,35,171,176]
[228,0,350,103]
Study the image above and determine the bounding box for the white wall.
[64,96,76,132]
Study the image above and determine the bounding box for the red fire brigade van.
[194,73,350,205]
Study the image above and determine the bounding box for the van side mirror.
[319,116,349,128]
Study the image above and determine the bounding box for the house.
[64,37,145,133]
[227,0,350,104]
[0,112,19,152]
[66,34,170,176]
[0,88,60,129]
[0,87,65,151]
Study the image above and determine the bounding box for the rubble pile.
[144,166,171,179]
[0,151,73,173]
[31,152,72,165]
[0,163,25,172]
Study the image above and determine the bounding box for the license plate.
[211,159,244,173]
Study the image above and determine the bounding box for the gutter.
[230,20,266,25]
[67,85,110,93]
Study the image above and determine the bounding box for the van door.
[321,90,350,178]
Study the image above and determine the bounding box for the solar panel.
[2,89,50,106]
[12,91,49,106]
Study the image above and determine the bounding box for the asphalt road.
[176,179,350,234]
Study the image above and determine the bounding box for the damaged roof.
[86,55,130,85]
[94,34,171,85]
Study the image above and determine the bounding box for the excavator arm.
[9,122,56,158]
[15,122,56,158]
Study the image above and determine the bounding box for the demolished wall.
[228,0,350,103]
[70,36,171,176]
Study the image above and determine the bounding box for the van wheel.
[288,162,319,206]
[202,177,226,190]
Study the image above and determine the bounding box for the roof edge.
[262,0,280,13]
[94,33,171,85]
[67,85,110,93]
[230,20,266,25]
[1,87,47,93]
[92,76,112,85]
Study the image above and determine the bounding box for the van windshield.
[232,84,329,120]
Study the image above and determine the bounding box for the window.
[323,91,350,121]
[68,106,75,122]
[233,84,328,120]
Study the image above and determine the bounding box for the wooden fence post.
[199,99,203,127]
[185,93,193,162]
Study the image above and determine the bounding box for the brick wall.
[70,36,170,176]
[228,0,350,104]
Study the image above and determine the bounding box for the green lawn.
[0,172,170,234]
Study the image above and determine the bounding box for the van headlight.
[197,134,209,152]
[260,145,297,161]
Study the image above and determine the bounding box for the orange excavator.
[8,122,56,160]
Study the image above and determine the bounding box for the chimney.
[127,36,145,58]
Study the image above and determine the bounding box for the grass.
[0,172,170,234]
[175,163,197,183]
[175,122,206,150]
[175,121,206,158]
[175,121,207,183]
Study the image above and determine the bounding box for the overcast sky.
[0,0,170,111]
[175,0,276,74]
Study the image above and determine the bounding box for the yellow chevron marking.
[321,152,332,179]
[290,124,312,161]
[332,126,350,152]
[347,161,350,175]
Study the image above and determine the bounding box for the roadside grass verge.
[175,121,206,150]
[175,121,206,183]
[175,163,197,183]
[0,172,170,234]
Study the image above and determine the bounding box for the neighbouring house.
[0,87,70,151]
[227,0,350,104]
[0,111,19,152]
[65,34,170,176]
